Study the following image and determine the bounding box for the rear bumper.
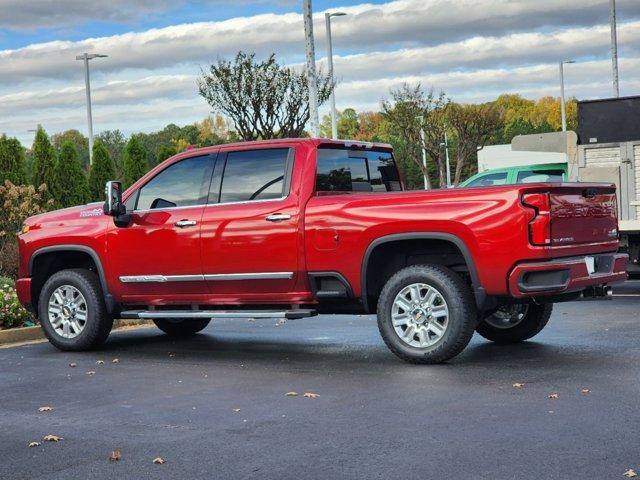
[509,253,628,298]
[16,278,32,309]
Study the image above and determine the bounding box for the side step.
[119,309,318,320]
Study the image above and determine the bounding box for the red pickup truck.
[16,138,627,363]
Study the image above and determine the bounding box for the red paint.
[17,138,627,311]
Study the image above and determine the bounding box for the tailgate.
[549,184,618,245]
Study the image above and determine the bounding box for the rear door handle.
[175,219,197,228]
[266,213,291,222]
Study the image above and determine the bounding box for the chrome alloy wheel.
[48,285,88,339]
[391,283,449,348]
[484,304,529,329]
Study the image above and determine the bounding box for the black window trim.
[129,152,217,213]
[207,147,295,206]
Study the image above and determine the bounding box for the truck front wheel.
[153,318,211,337]
[476,303,553,344]
[376,265,478,364]
[38,269,113,351]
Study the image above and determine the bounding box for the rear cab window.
[316,147,402,193]
[517,170,565,183]
[465,172,508,187]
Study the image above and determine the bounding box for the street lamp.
[76,53,108,165]
[325,11,347,139]
[559,60,575,132]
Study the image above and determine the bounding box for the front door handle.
[175,219,197,228]
[266,213,291,222]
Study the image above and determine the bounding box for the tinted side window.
[136,155,212,210]
[517,170,565,183]
[218,149,290,203]
[316,148,401,192]
[467,172,508,187]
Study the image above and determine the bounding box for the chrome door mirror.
[104,181,124,216]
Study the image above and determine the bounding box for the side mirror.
[103,181,125,216]
[104,181,130,227]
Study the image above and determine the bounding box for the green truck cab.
[460,163,568,187]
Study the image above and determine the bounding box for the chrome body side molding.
[119,272,294,283]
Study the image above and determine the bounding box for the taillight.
[522,193,551,245]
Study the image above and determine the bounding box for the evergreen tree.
[0,134,28,185]
[123,136,148,188]
[157,145,177,164]
[30,126,58,197]
[88,139,116,201]
[55,141,90,207]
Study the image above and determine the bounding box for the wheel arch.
[29,245,116,314]
[360,232,485,312]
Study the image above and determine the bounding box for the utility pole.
[610,0,620,97]
[76,53,108,165]
[417,116,430,190]
[559,60,575,132]
[303,0,320,137]
[325,12,346,139]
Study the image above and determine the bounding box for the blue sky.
[1,0,639,146]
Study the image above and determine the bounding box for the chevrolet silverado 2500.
[16,138,628,363]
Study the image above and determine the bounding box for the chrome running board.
[119,309,317,320]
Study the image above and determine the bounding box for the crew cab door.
[200,146,301,302]
[106,154,215,302]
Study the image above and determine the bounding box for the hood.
[25,202,106,227]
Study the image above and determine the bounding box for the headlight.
[19,225,30,235]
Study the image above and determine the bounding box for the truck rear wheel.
[476,303,553,344]
[153,318,211,337]
[38,269,113,351]
[376,265,477,364]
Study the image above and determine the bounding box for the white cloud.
[1,0,639,145]
[2,0,639,84]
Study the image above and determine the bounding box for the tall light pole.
[559,60,575,132]
[76,53,107,165]
[303,0,320,137]
[325,11,347,139]
[610,0,620,97]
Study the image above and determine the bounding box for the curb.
[0,320,155,348]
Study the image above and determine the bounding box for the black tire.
[153,318,211,337]
[476,303,553,344]
[376,264,478,364]
[38,269,113,351]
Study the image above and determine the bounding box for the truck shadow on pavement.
[83,326,616,374]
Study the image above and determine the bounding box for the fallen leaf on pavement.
[112,358,119,364]
[624,469,637,478]
[86,371,96,376]
[28,442,40,448]
[153,457,166,464]
[303,392,320,399]
[581,388,590,394]
[96,360,105,365]
[285,391,298,397]
[512,383,525,389]
[38,406,53,412]
[109,450,121,462]
[42,435,62,442]
[68,363,76,368]
[548,393,559,399]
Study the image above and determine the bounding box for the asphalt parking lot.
[1,282,639,480]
